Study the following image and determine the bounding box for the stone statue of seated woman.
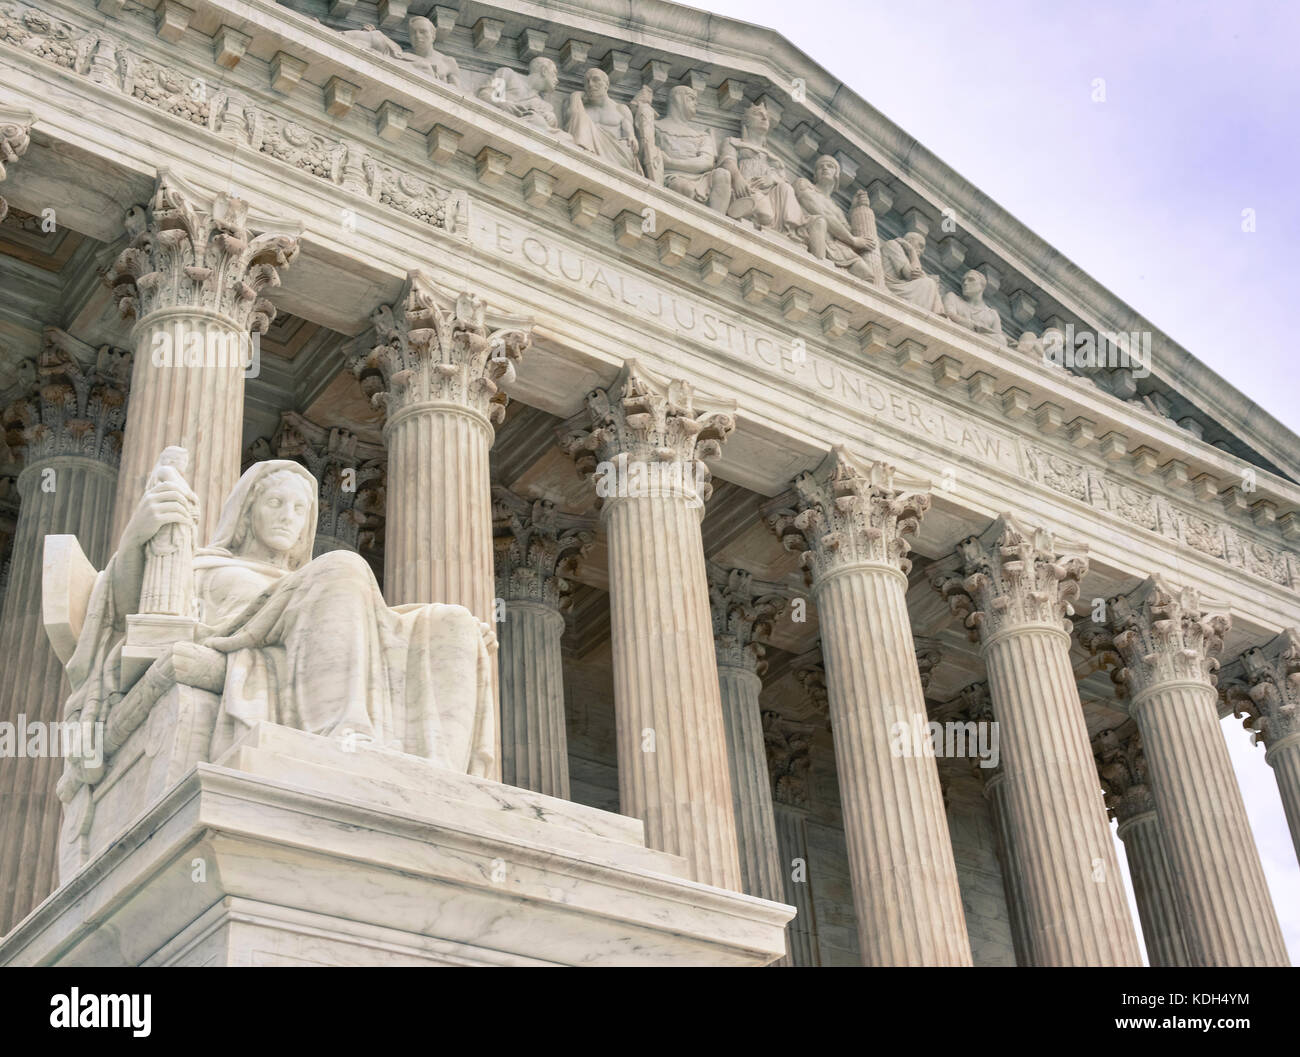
[53,449,496,800]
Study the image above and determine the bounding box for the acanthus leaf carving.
[2,327,131,468]
[1220,629,1300,750]
[933,513,1087,642]
[707,562,789,674]
[104,174,299,331]
[1094,576,1230,702]
[558,360,735,509]
[767,446,929,583]
[352,271,531,424]
[492,485,595,609]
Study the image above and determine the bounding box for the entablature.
[1,0,1298,625]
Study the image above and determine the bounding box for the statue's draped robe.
[62,462,495,784]
[720,137,805,233]
[944,292,1003,338]
[882,237,946,313]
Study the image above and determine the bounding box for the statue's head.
[408,16,435,51]
[206,460,318,569]
[814,154,840,185]
[529,56,559,91]
[742,102,770,136]
[584,67,610,101]
[962,269,987,299]
[668,84,698,120]
[903,230,927,254]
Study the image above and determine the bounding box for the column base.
[1,723,793,966]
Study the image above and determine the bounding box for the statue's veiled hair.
[201,459,319,570]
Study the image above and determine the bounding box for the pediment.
[235,0,1298,483]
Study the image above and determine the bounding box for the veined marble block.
[0,723,794,967]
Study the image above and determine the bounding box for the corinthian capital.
[766,446,929,584]
[104,173,300,331]
[2,328,131,468]
[1092,726,1156,824]
[707,563,789,674]
[764,710,815,809]
[492,486,595,609]
[558,360,735,508]
[352,270,531,425]
[1094,576,1230,701]
[1220,629,1300,750]
[0,108,33,225]
[272,411,385,551]
[934,513,1087,642]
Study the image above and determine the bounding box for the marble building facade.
[0,0,1296,966]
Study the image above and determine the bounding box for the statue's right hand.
[120,469,199,550]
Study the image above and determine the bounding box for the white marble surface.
[0,722,793,966]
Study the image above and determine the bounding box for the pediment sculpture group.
[340,17,1014,347]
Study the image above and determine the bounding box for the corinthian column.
[492,487,594,798]
[707,564,787,903]
[954,681,1032,966]
[352,272,530,621]
[1093,726,1189,966]
[935,515,1140,966]
[766,712,820,966]
[0,110,33,225]
[0,331,130,935]
[1099,578,1288,966]
[106,174,300,542]
[767,448,972,966]
[272,411,385,557]
[559,361,742,890]
[1222,630,1300,871]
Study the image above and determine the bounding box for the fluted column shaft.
[981,623,1139,964]
[112,312,245,543]
[773,803,819,966]
[981,772,1031,966]
[603,493,741,890]
[1266,736,1300,866]
[498,601,569,798]
[1116,809,1189,967]
[0,459,117,934]
[716,663,783,903]
[815,561,972,965]
[384,403,493,621]
[1131,680,1287,964]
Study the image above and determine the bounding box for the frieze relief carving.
[1023,440,1296,589]
[3,0,1296,594]
[0,1,468,238]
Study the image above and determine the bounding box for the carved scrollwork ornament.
[352,271,531,425]
[492,485,595,609]
[767,446,930,585]
[1087,576,1231,702]
[558,360,735,510]
[707,563,789,674]
[1220,629,1300,750]
[104,174,300,332]
[933,513,1087,643]
[1,329,131,468]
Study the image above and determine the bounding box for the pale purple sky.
[683,0,1300,963]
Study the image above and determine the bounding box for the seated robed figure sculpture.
[61,447,496,781]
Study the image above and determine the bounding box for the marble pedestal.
[0,723,793,966]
